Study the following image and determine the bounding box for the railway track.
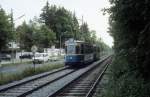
[49,57,112,97]
[0,66,75,97]
[0,56,111,97]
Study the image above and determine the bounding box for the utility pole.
[10,9,25,64]
[82,15,83,26]
[76,16,84,41]
[81,15,84,41]
[11,9,15,64]
[59,33,62,55]
[14,14,25,63]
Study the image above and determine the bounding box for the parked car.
[0,54,11,61]
[32,53,49,64]
[49,52,60,61]
[50,55,60,61]
[19,54,33,59]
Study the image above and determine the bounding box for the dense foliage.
[0,2,111,53]
[0,7,12,50]
[16,22,34,51]
[104,0,150,97]
[40,2,80,47]
[16,20,56,51]
[15,2,111,52]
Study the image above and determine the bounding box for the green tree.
[90,30,97,44]
[108,0,150,79]
[71,13,80,40]
[79,22,90,42]
[103,0,150,97]
[16,19,56,51]
[34,25,56,49]
[16,21,34,51]
[40,2,80,47]
[0,7,12,50]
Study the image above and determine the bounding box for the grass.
[0,63,64,85]
[1,60,32,67]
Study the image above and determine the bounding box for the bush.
[102,55,150,97]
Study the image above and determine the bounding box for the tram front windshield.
[67,45,75,54]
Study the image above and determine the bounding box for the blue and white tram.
[65,38,99,67]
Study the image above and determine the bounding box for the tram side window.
[76,45,81,54]
[81,44,84,54]
[84,44,90,54]
[87,45,93,54]
[84,45,87,54]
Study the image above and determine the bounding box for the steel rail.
[18,70,76,97]
[48,56,111,97]
[86,63,110,97]
[0,66,69,92]
[0,56,111,97]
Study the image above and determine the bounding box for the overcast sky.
[0,0,113,47]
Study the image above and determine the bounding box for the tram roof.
[75,40,84,43]
[65,38,84,45]
[65,38,98,46]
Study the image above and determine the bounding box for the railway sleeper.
[56,96,83,97]
[59,92,86,96]
[71,86,92,88]
[0,92,20,96]
[63,89,88,92]
[71,83,93,86]
[66,87,91,90]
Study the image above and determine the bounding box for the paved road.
[0,59,64,74]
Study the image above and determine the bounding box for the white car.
[32,53,49,63]
[50,55,59,61]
